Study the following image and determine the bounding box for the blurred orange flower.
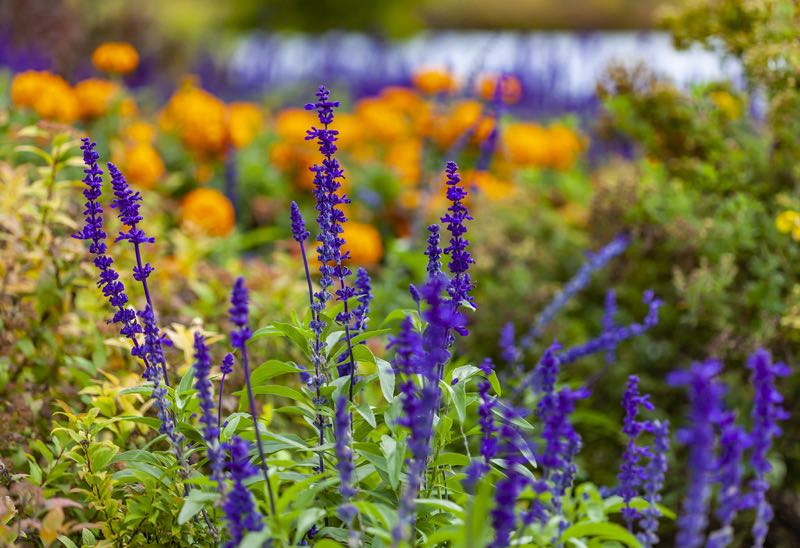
[74,78,119,119]
[412,67,458,95]
[116,143,165,189]
[342,221,383,266]
[160,84,228,156]
[228,102,264,149]
[92,42,139,74]
[125,121,157,144]
[180,188,235,237]
[477,74,523,104]
[11,71,78,123]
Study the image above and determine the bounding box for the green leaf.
[178,490,219,525]
[439,380,466,424]
[487,371,502,397]
[250,360,303,385]
[380,435,403,490]
[89,443,117,471]
[57,536,79,548]
[561,521,642,547]
[235,384,308,406]
[355,402,377,428]
[433,453,470,467]
[380,308,418,328]
[376,358,395,403]
[293,508,327,545]
[415,498,465,520]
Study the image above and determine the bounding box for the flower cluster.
[221,437,263,548]
[521,234,629,348]
[334,396,357,523]
[746,349,790,547]
[193,332,225,491]
[442,161,475,315]
[668,359,727,548]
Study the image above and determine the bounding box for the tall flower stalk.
[229,277,276,516]
[222,437,264,547]
[291,201,327,473]
[667,359,727,548]
[218,353,234,433]
[305,85,359,403]
[107,162,170,385]
[193,332,225,493]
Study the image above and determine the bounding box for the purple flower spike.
[290,200,309,242]
[745,349,789,548]
[618,375,655,530]
[192,332,224,492]
[639,419,670,547]
[441,161,475,313]
[334,396,356,519]
[222,437,264,548]
[667,359,727,548]
[424,224,442,276]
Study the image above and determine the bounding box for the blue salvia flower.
[529,341,588,530]
[333,396,357,524]
[337,267,373,377]
[192,331,225,492]
[639,419,670,547]
[290,200,310,242]
[139,306,185,464]
[424,224,442,276]
[107,161,171,384]
[305,85,358,399]
[352,267,372,333]
[499,322,519,366]
[520,234,629,349]
[73,139,144,360]
[218,353,234,433]
[441,161,475,316]
[618,375,655,531]
[603,289,617,363]
[489,407,530,548]
[229,277,276,515]
[222,437,263,548]
[707,411,748,548]
[389,316,432,543]
[667,359,727,548]
[290,201,327,473]
[556,290,661,366]
[745,348,789,548]
[464,358,498,493]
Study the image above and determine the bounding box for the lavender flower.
[107,162,170,385]
[229,277,275,515]
[556,290,661,366]
[639,419,670,547]
[290,200,310,242]
[745,348,790,547]
[139,306,185,463]
[289,201,328,473]
[218,353,234,432]
[667,359,727,548]
[337,267,373,377]
[305,85,357,400]
[464,359,498,493]
[424,224,442,276]
[489,407,530,548]
[499,322,519,365]
[334,396,357,523]
[222,437,263,548]
[73,139,144,361]
[441,161,475,315]
[707,412,748,548]
[520,234,629,349]
[389,315,433,543]
[603,289,617,363]
[618,375,654,530]
[193,332,225,491]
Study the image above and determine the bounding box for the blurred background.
[3,0,800,545]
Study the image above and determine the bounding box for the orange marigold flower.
[180,188,235,237]
[477,74,523,104]
[547,124,585,171]
[117,143,165,189]
[342,221,383,266]
[502,122,551,166]
[11,71,78,123]
[228,102,264,149]
[161,85,228,155]
[125,121,157,143]
[92,42,139,74]
[74,78,119,119]
[412,67,458,95]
